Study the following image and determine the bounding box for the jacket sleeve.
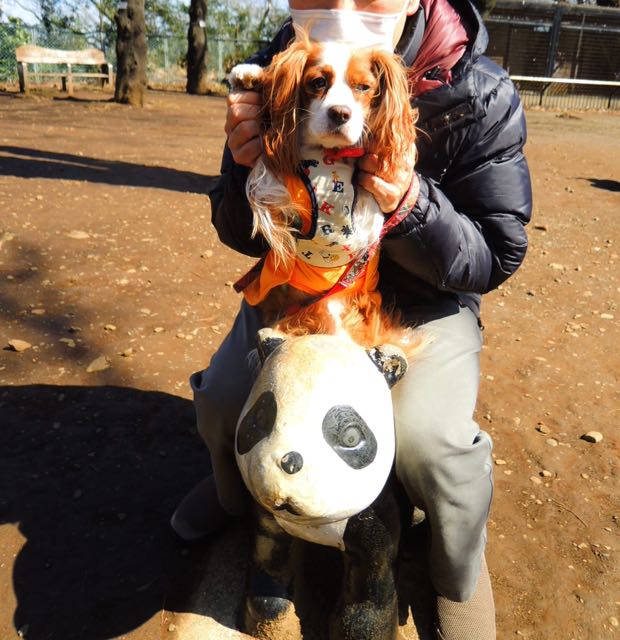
[209,146,268,257]
[382,73,532,294]
[208,22,294,258]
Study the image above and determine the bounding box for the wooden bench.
[15,45,113,95]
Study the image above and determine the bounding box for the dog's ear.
[367,343,408,389]
[261,38,313,179]
[368,50,418,177]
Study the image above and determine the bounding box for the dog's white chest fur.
[295,148,384,268]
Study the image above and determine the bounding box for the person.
[171,0,532,638]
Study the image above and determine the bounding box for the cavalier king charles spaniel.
[229,31,417,340]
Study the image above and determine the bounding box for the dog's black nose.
[328,106,352,125]
[280,451,304,475]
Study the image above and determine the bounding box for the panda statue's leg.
[243,503,300,638]
[330,483,401,640]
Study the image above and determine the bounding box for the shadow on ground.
[0,239,140,385]
[582,177,620,192]
[0,383,435,640]
[0,146,218,195]
[0,383,216,640]
[51,96,116,104]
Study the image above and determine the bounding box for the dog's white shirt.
[295,148,384,269]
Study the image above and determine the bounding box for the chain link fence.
[146,36,269,86]
[0,22,265,88]
[1,4,619,108]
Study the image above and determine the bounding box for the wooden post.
[66,63,74,96]
[186,0,209,95]
[17,61,28,93]
[114,0,148,106]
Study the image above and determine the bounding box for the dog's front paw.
[229,63,264,91]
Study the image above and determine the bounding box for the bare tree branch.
[85,0,115,22]
[12,0,42,21]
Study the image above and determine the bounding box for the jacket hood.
[397,0,488,83]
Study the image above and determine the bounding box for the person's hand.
[225,90,263,168]
[357,146,417,213]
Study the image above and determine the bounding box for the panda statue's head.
[235,328,408,550]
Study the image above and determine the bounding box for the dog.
[229,30,418,330]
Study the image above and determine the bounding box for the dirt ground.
[0,85,618,640]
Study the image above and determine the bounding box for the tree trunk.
[114,0,147,107]
[186,0,208,95]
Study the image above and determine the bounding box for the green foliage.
[54,0,187,36]
[0,0,287,82]
[207,0,288,71]
[0,17,30,81]
[145,0,187,37]
[3,0,286,42]
[40,0,72,32]
[206,0,287,40]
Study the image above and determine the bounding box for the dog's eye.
[310,77,327,91]
[354,83,371,93]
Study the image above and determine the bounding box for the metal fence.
[486,1,620,110]
[1,5,620,109]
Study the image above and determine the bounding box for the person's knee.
[396,419,493,512]
[191,365,253,448]
[396,416,459,475]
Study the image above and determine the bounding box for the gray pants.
[190,299,492,602]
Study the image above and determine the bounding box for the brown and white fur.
[229,31,417,331]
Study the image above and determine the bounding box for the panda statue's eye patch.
[237,391,277,455]
[322,405,377,469]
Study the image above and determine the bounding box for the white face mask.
[290,3,409,52]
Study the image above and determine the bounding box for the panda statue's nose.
[280,451,304,475]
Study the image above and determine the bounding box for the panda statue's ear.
[367,344,408,389]
[256,328,287,364]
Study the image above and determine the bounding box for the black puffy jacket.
[209,0,532,318]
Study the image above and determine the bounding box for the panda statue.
[235,327,411,640]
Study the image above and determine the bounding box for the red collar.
[322,146,365,165]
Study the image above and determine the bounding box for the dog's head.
[261,32,417,180]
